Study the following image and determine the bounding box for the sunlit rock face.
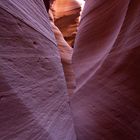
[51,0,83,47]
[71,0,140,139]
[0,0,76,140]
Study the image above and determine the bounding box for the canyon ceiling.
[0,0,140,140]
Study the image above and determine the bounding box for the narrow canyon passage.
[0,0,140,140]
[45,0,84,95]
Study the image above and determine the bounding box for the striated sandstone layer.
[0,0,76,140]
[72,0,140,139]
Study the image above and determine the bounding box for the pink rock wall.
[72,0,140,139]
[0,0,76,139]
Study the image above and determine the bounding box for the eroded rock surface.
[0,0,76,140]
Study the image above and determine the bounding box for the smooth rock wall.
[72,0,140,139]
[0,0,76,140]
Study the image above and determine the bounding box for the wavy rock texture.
[51,0,82,47]
[0,0,76,140]
[72,0,140,139]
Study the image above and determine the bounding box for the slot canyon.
[0,0,140,140]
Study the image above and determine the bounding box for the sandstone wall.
[0,0,76,139]
[72,0,140,139]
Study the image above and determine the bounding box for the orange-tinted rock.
[71,0,140,139]
[51,0,82,47]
